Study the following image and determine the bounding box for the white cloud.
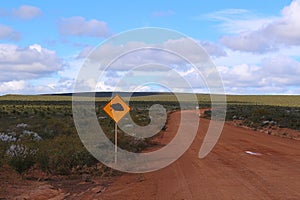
[222,85,297,95]
[0,52,86,95]
[218,64,264,87]
[212,38,300,94]
[262,55,300,75]
[268,0,300,45]
[59,16,110,37]
[0,5,41,20]
[218,0,300,52]
[72,38,227,94]
[0,44,62,81]
[91,68,206,93]
[58,57,83,79]
[76,45,94,59]
[12,5,41,20]
[216,55,300,94]
[41,78,74,94]
[96,80,116,91]
[204,9,276,34]
[220,31,277,53]
[0,80,27,94]
[0,78,75,95]
[77,38,226,68]
[0,24,20,41]
[198,41,227,57]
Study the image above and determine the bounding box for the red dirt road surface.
[101,110,300,200]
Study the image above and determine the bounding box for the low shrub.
[36,135,97,175]
[6,139,38,174]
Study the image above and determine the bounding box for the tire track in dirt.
[101,110,300,200]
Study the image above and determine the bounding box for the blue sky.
[0,0,300,95]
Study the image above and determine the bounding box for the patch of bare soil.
[0,164,118,199]
[100,110,300,200]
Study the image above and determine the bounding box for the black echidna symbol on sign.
[111,103,124,111]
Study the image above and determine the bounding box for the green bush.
[37,135,97,175]
[6,139,38,174]
[0,141,9,166]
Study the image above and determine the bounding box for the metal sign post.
[114,122,118,164]
[103,95,130,165]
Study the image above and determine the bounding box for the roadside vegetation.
[225,105,300,131]
[0,93,299,176]
[0,97,181,176]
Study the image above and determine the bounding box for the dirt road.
[101,110,300,200]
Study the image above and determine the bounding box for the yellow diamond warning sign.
[103,95,130,123]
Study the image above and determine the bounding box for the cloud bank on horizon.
[0,1,300,95]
